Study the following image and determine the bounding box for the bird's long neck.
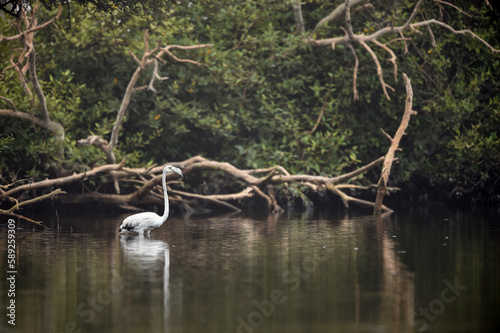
[161,169,169,222]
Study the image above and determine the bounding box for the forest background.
[1,0,499,219]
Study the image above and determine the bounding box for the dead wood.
[307,0,500,100]
[374,74,417,214]
[1,153,396,225]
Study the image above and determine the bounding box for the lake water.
[1,204,499,333]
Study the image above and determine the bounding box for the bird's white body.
[118,165,183,236]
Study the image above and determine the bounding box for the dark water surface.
[1,204,499,333]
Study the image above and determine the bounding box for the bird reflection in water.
[119,234,170,326]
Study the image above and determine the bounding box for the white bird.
[118,165,183,235]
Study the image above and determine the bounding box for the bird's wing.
[119,212,157,231]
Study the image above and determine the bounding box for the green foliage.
[1,0,499,202]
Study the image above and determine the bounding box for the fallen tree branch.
[326,182,393,213]
[3,153,393,215]
[0,188,64,229]
[0,212,49,229]
[3,158,126,198]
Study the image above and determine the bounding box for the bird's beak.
[173,167,183,178]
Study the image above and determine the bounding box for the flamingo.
[118,165,183,235]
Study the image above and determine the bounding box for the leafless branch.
[0,96,17,112]
[161,44,214,65]
[345,0,355,40]
[347,43,359,101]
[374,74,417,214]
[313,0,367,34]
[360,40,394,100]
[372,39,398,82]
[0,4,62,42]
[433,0,472,17]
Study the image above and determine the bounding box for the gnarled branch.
[374,74,417,214]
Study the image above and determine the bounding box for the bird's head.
[164,165,183,178]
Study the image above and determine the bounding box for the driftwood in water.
[1,154,397,226]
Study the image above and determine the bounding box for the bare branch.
[0,212,50,229]
[271,156,385,185]
[359,40,394,100]
[326,182,393,212]
[171,188,245,212]
[372,39,398,81]
[433,0,472,17]
[380,128,393,142]
[346,43,359,101]
[313,0,367,33]
[0,96,17,112]
[427,24,437,47]
[4,160,126,198]
[5,189,65,214]
[345,0,354,40]
[148,58,169,93]
[161,44,214,65]
[129,51,143,68]
[402,0,425,29]
[0,5,62,42]
[398,32,409,54]
[374,74,417,214]
[411,19,500,53]
[0,108,48,127]
[310,100,327,135]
